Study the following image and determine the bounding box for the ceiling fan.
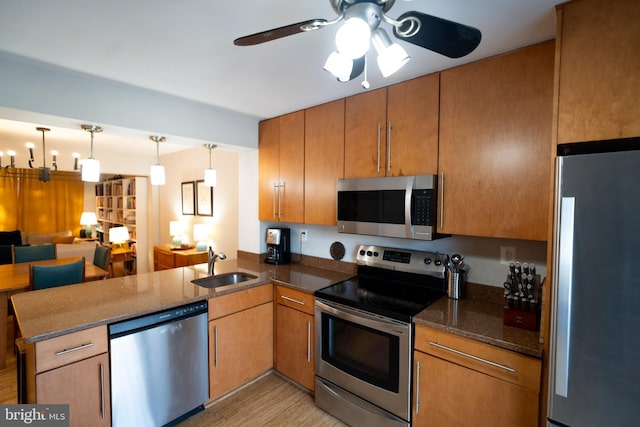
[234,0,481,83]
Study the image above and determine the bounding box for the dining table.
[0,257,109,368]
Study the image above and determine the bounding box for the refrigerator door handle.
[555,196,575,398]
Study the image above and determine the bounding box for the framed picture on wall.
[196,180,213,216]
[181,181,195,215]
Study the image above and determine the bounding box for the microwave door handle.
[377,123,381,173]
[405,177,414,238]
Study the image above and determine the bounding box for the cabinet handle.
[214,326,219,368]
[280,295,305,306]
[387,121,392,172]
[55,342,94,356]
[377,123,381,173]
[273,182,278,218]
[428,341,515,372]
[415,360,421,414]
[439,172,445,230]
[100,363,105,419]
[307,321,312,363]
[279,182,284,219]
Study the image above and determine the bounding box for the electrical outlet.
[500,246,516,265]
[300,230,308,242]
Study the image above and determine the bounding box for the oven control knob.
[435,259,442,266]
[359,250,366,256]
[373,251,379,257]
[424,257,432,265]
[366,251,373,256]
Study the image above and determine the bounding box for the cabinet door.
[279,111,305,223]
[36,353,110,427]
[209,302,274,400]
[386,74,439,176]
[557,0,640,144]
[413,352,538,427]
[258,117,280,221]
[275,304,314,391]
[345,88,388,178]
[305,99,345,225]
[438,41,554,240]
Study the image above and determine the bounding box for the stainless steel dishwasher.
[109,301,209,427]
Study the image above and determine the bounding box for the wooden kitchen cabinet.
[208,284,273,400]
[258,111,305,223]
[344,74,439,179]
[153,244,208,271]
[555,0,640,144]
[438,41,554,241]
[304,99,345,225]
[274,285,315,391]
[412,325,540,427]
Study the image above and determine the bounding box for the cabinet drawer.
[415,325,541,391]
[209,284,273,320]
[275,285,314,315]
[35,326,108,374]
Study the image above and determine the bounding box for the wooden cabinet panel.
[386,74,439,177]
[209,302,274,400]
[556,0,640,144]
[345,88,388,178]
[275,304,314,391]
[275,285,314,316]
[153,245,207,271]
[438,41,554,240]
[305,99,345,225]
[259,117,281,221]
[412,351,538,427]
[208,284,273,320]
[36,353,111,427]
[34,325,107,373]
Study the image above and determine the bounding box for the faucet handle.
[218,252,227,260]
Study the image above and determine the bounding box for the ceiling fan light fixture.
[324,51,353,82]
[335,17,371,59]
[372,28,410,77]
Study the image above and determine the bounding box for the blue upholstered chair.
[93,245,112,278]
[12,244,56,263]
[29,258,85,290]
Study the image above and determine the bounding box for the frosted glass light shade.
[82,158,100,182]
[335,18,371,59]
[377,44,410,77]
[150,164,166,186]
[109,226,130,244]
[323,52,353,82]
[204,168,217,187]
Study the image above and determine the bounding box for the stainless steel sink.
[191,272,257,288]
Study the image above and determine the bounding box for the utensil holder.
[447,270,466,299]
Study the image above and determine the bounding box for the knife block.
[503,273,542,331]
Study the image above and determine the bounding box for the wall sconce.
[149,135,166,186]
[80,211,98,238]
[81,124,102,182]
[7,150,16,169]
[204,144,217,187]
[26,142,35,167]
[109,226,130,251]
[72,152,80,171]
[193,223,210,251]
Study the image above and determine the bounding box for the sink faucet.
[208,246,227,275]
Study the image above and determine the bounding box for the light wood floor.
[0,323,346,426]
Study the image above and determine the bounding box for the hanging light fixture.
[203,144,217,187]
[81,124,102,182]
[149,135,166,186]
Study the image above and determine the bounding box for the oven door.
[315,298,412,421]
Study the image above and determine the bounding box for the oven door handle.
[315,300,409,336]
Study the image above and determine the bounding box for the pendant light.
[149,135,166,186]
[81,124,102,182]
[204,144,217,187]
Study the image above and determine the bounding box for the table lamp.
[109,226,130,250]
[80,211,98,238]
[193,224,209,251]
[169,221,184,247]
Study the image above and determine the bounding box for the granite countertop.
[414,296,543,358]
[11,259,354,344]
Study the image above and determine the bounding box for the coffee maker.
[265,227,291,265]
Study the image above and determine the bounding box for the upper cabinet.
[258,111,305,223]
[438,41,555,241]
[304,99,345,226]
[555,0,640,144]
[344,74,439,178]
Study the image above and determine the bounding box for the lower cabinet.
[208,284,274,400]
[413,325,541,427]
[274,284,315,391]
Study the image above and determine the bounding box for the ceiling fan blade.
[392,11,481,58]
[234,19,328,46]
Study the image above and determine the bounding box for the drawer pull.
[428,341,515,373]
[55,342,95,356]
[281,295,305,306]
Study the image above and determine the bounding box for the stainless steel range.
[314,244,447,427]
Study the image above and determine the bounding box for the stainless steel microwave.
[337,175,439,240]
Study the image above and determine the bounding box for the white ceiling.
[0,0,562,156]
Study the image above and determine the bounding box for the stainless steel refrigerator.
[548,140,640,426]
